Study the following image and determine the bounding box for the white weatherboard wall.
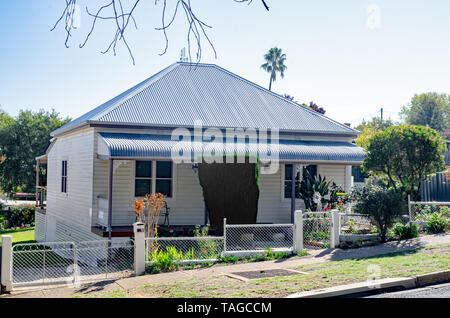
[92,161,205,226]
[319,165,346,188]
[34,211,46,242]
[257,164,347,223]
[46,128,100,242]
[257,166,302,223]
[94,160,348,226]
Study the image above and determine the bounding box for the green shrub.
[194,225,222,259]
[299,170,332,211]
[5,205,35,228]
[425,212,449,234]
[220,255,239,263]
[392,222,419,240]
[352,185,406,242]
[147,246,194,273]
[297,250,309,257]
[414,204,450,221]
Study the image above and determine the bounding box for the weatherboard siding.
[93,162,347,227]
[318,165,346,189]
[45,128,100,242]
[44,127,350,243]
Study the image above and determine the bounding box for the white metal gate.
[11,239,134,287]
[303,212,332,249]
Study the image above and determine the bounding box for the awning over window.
[97,133,365,163]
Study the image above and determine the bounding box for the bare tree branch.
[51,0,269,65]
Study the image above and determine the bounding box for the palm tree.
[261,47,287,91]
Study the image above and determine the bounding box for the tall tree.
[355,117,396,150]
[0,109,71,194]
[261,47,287,91]
[400,92,450,131]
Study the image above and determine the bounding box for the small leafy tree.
[352,185,406,242]
[363,125,446,199]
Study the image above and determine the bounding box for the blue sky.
[0,0,449,127]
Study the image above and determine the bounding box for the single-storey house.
[34,62,364,242]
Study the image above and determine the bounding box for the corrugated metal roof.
[53,62,359,137]
[99,133,365,163]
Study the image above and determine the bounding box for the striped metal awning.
[97,133,365,163]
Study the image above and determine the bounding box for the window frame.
[281,164,319,201]
[134,161,152,197]
[133,160,176,200]
[61,160,68,194]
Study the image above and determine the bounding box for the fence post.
[408,194,412,222]
[223,218,227,256]
[293,210,303,254]
[1,235,12,292]
[133,222,145,276]
[330,209,340,248]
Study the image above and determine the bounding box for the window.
[61,160,68,193]
[135,161,152,197]
[134,161,173,197]
[156,161,173,197]
[283,164,317,199]
[284,164,300,199]
[352,166,367,183]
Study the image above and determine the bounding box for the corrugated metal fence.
[419,172,450,202]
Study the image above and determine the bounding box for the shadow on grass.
[312,239,426,262]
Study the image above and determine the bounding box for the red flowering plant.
[328,183,349,212]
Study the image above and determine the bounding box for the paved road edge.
[286,270,450,298]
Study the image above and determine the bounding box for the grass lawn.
[0,227,35,245]
[76,244,450,298]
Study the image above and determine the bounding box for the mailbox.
[133,222,145,234]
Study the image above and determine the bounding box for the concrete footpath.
[2,233,450,298]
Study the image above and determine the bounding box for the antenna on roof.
[179,48,188,62]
